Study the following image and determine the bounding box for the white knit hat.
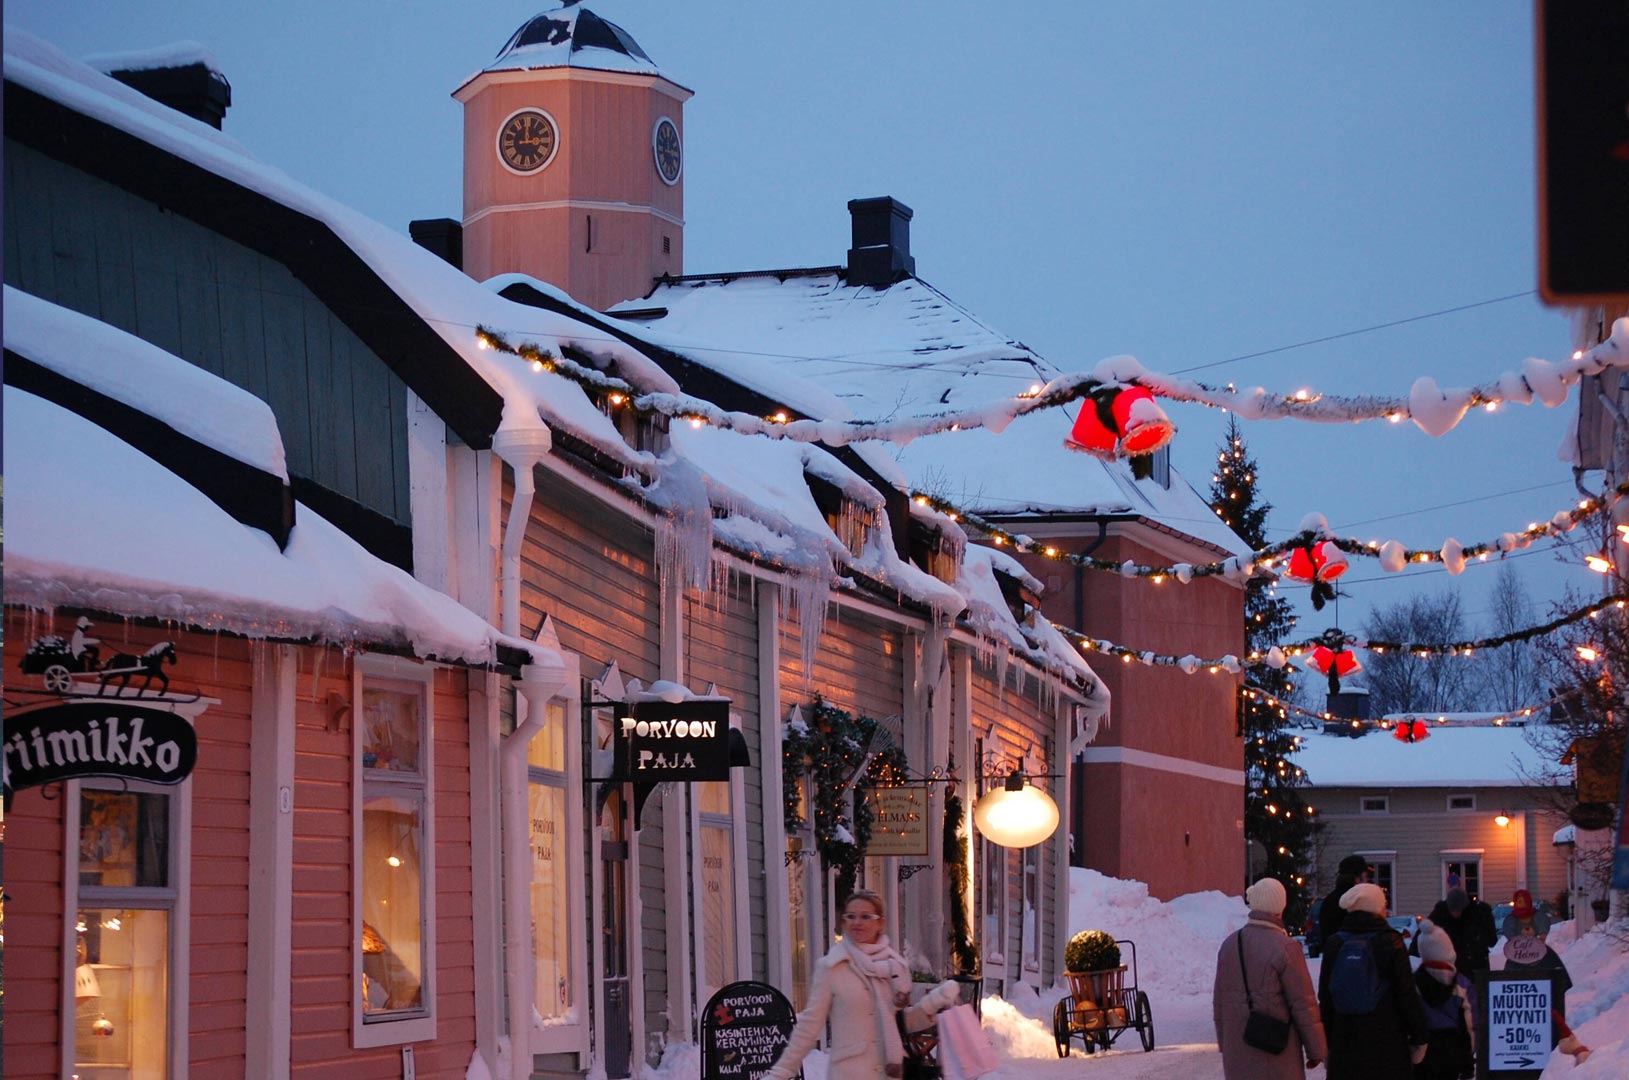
[1245,877,1288,916]
[1339,882,1386,916]
[1416,919,1455,965]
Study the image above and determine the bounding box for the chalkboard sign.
[701,980,800,1080]
[1476,970,1561,1079]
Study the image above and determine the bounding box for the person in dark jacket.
[1424,887,1496,978]
[1412,919,1475,1080]
[1317,883,1428,1080]
[1314,854,1369,952]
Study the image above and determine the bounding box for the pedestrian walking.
[1317,882,1428,1080]
[1314,854,1369,951]
[1411,919,1475,1080]
[763,890,962,1080]
[1213,877,1327,1079]
[1424,887,1497,978]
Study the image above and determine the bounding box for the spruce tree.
[1208,416,1317,925]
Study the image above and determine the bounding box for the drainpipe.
[1073,517,1113,633]
[492,421,556,1080]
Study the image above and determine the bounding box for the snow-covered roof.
[1292,725,1554,789]
[472,6,670,82]
[82,40,225,80]
[613,270,1252,558]
[1553,824,1576,845]
[3,28,1107,703]
[3,381,544,669]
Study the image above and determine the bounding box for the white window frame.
[1020,840,1042,980]
[1446,793,1477,812]
[528,684,588,1058]
[1356,849,1398,910]
[61,775,192,1080]
[1359,795,1390,815]
[352,655,438,1048]
[1439,849,1486,903]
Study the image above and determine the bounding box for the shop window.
[696,779,740,1006]
[354,661,436,1047]
[1021,842,1041,975]
[69,781,184,1080]
[528,700,572,1023]
[981,836,1008,966]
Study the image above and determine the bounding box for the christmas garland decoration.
[1244,684,1582,733]
[782,698,909,893]
[908,480,1629,584]
[476,316,1629,447]
[1052,594,1626,674]
[943,789,977,974]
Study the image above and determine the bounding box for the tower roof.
[485,5,665,78]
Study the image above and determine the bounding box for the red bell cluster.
[1392,719,1431,743]
[1285,540,1348,583]
[1066,386,1175,459]
[1305,644,1362,682]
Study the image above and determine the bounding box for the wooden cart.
[1051,938,1154,1055]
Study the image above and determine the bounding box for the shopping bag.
[935,1004,999,1080]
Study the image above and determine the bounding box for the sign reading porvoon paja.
[614,699,730,783]
[864,785,931,856]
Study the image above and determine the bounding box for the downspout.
[1073,516,1113,633]
[492,421,557,1080]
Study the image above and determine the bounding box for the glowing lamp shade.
[1494,812,1512,828]
[973,774,1060,848]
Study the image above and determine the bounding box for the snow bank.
[1538,921,1629,1078]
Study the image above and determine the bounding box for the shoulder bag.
[1237,932,1291,1054]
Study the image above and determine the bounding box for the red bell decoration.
[1285,541,1348,583]
[1392,719,1431,744]
[1305,644,1363,694]
[1066,386,1175,459]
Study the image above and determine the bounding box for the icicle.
[782,569,831,685]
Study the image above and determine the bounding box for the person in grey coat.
[1213,877,1328,1080]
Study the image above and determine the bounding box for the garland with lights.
[1054,594,1627,674]
[476,316,1629,448]
[943,789,977,974]
[908,479,1629,585]
[1243,684,1583,732]
[782,698,910,896]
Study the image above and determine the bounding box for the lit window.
[355,662,436,1046]
[697,779,740,1005]
[72,783,181,1079]
[528,700,572,1022]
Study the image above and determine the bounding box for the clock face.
[653,117,682,185]
[498,109,558,174]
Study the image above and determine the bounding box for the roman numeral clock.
[498,107,559,174]
[653,116,682,185]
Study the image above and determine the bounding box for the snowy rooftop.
[3,29,1106,701]
[615,271,1251,558]
[471,6,669,82]
[1292,725,1556,789]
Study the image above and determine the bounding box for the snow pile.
[1538,922,1629,1078]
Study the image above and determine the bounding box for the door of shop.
[600,788,633,1079]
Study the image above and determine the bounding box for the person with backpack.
[1412,919,1475,1080]
[1317,882,1429,1080]
[1313,854,1370,954]
[1213,877,1327,1079]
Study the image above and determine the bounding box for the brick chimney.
[846,196,915,288]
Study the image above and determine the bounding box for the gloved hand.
[920,979,962,1015]
[1410,1043,1428,1066]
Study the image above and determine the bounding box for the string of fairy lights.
[1243,684,1582,732]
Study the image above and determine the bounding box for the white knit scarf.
[840,934,908,1071]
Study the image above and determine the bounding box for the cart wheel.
[1135,991,1154,1052]
[1051,1000,1072,1058]
[43,664,72,693]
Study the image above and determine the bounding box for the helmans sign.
[3,701,199,795]
[864,785,931,856]
[613,699,730,783]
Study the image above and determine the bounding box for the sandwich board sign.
[701,981,799,1080]
[1476,970,1560,1078]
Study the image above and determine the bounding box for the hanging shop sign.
[863,785,932,856]
[701,980,800,1080]
[3,700,199,796]
[613,699,731,783]
[1475,971,1559,1078]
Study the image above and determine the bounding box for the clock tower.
[455,5,690,310]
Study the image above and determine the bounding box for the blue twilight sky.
[7,1,1607,650]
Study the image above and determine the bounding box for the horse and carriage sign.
[4,618,201,806]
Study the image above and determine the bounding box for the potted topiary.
[1064,930,1126,1030]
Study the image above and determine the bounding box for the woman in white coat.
[764,890,962,1080]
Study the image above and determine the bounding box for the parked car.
[1387,914,1421,946]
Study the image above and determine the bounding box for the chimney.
[846,196,915,288]
[108,63,232,129]
[409,218,464,271]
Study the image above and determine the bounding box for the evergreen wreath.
[783,697,909,896]
[943,790,977,974]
